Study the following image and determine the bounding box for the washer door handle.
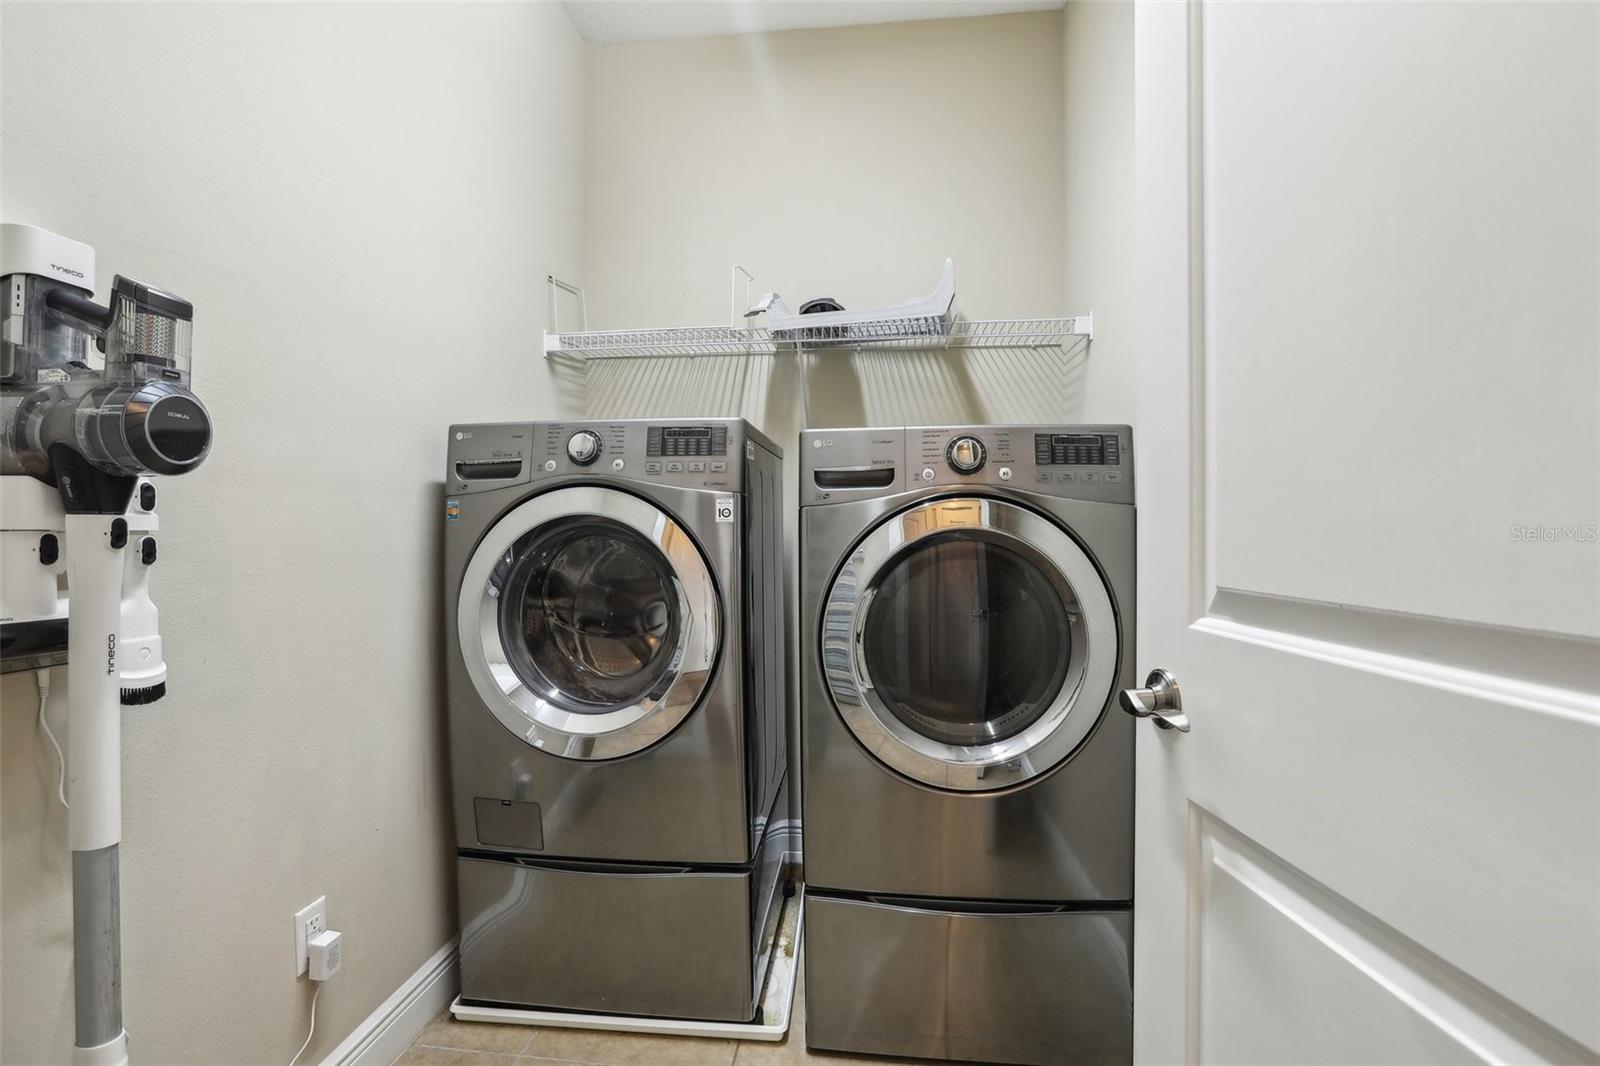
[1119,669,1190,732]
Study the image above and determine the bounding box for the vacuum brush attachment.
[118,511,166,705]
[121,680,166,706]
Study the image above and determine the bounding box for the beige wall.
[579,10,1072,429]
[576,5,1135,428]
[1063,0,1135,424]
[1,5,1136,1059]
[0,3,584,1062]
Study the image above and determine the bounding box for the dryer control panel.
[802,425,1133,506]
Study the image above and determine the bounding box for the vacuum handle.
[45,288,114,334]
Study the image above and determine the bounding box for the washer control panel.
[803,425,1132,505]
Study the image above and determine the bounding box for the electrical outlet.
[293,896,327,976]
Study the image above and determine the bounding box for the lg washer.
[444,419,788,1023]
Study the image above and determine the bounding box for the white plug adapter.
[308,929,343,982]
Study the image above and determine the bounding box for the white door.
[1133,2,1598,1064]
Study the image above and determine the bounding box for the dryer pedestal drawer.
[457,854,758,1022]
[804,894,1132,1065]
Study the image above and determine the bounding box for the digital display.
[647,425,728,457]
[1035,432,1120,466]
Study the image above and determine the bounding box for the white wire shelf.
[544,316,1093,360]
[545,326,775,359]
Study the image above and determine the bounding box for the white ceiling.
[561,1,1064,45]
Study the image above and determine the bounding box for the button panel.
[647,425,728,458]
[1034,432,1121,466]
[450,421,758,494]
[802,425,1132,505]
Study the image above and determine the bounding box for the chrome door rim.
[821,496,1118,791]
[458,486,720,760]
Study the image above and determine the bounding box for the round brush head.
[120,681,167,706]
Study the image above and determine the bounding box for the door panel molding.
[1185,0,1212,625]
[1184,0,1597,715]
[1199,589,1599,720]
[1187,808,1591,1065]
[1191,0,1599,637]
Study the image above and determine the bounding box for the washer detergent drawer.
[804,894,1132,1066]
[457,855,756,1022]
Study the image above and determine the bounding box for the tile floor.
[393,958,928,1066]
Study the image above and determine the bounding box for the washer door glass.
[459,486,720,760]
[823,496,1118,791]
[498,518,681,711]
[862,533,1072,747]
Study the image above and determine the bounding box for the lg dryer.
[800,425,1135,1065]
[444,419,788,1023]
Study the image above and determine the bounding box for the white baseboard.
[323,938,459,1066]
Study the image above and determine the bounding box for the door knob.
[1119,669,1189,732]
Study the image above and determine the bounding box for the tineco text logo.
[51,263,86,279]
[105,634,117,675]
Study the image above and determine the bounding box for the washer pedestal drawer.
[458,854,759,1022]
[804,893,1132,1065]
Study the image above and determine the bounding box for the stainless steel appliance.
[444,418,788,1023]
[800,425,1135,1065]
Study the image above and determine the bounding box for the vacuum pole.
[64,512,131,1066]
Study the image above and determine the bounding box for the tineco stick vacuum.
[1,223,213,1066]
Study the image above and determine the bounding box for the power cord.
[288,984,320,1066]
[35,669,67,809]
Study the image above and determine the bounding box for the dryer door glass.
[497,518,681,711]
[861,533,1072,747]
[823,496,1119,791]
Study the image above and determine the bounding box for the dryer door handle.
[1119,669,1190,732]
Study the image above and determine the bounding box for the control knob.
[946,435,986,475]
[566,430,602,466]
